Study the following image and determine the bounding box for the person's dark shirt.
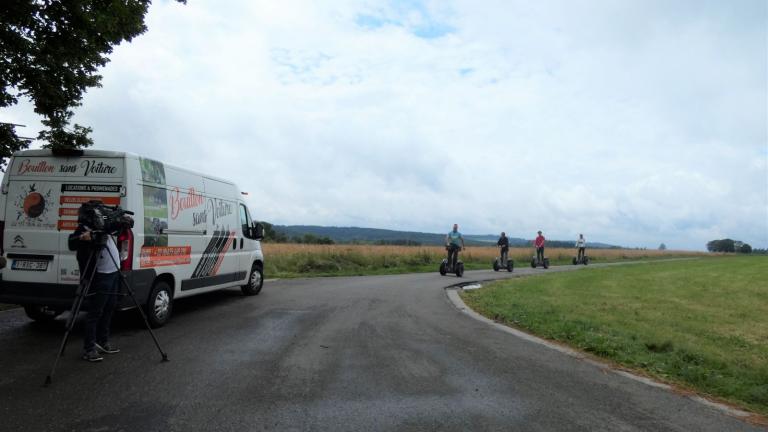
[68,224,97,281]
[497,236,509,247]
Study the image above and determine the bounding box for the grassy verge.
[460,256,768,416]
[262,244,711,278]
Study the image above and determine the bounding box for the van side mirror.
[251,222,264,240]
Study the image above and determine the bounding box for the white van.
[0,149,265,326]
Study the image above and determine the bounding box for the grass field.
[262,243,710,278]
[460,256,768,416]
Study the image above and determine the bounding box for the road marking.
[445,284,753,420]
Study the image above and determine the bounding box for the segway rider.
[445,224,465,269]
[534,231,545,263]
[497,232,509,263]
[576,234,586,261]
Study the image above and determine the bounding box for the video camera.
[77,200,134,244]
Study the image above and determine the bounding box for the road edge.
[444,283,761,424]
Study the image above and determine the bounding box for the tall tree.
[706,238,736,253]
[0,0,184,169]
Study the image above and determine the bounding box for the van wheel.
[241,263,263,296]
[146,281,172,328]
[24,305,62,322]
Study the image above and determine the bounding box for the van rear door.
[4,179,63,285]
[3,155,125,289]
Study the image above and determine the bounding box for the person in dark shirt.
[497,232,509,263]
[68,210,124,362]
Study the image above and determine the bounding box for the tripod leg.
[45,250,99,387]
[101,239,169,362]
[115,272,169,362]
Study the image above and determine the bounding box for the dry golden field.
[261,243,710,277]
[263,243,707,261]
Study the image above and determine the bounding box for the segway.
[493,246,514,272]
[440,245,465,277]
[572,254,589,265]
[530,250,550,269]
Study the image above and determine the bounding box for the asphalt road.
[0,263,763,432]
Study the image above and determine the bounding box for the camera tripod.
[44,232,169,386]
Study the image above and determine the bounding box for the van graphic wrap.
[169,187,205,220]
[11,157,122,178]
[191,228,235,278]
[140,246,192,267]
[54,183,122,231]
[10,183,56,229]
[140,158,169,247]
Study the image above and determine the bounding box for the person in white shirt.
[576,234,586,261]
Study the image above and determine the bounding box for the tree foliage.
[260,221,289,243]
[0,0,184,167]
[0,122,29,169]
[706,238,754,253]
[706,239,735,253]
[658,243,666,250]
[291,233,335,245]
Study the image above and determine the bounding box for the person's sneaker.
[95,342,120,354]
[82,350,103,362]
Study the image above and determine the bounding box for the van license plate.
[12,260,49,271]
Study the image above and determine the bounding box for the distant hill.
[273,225,621,248]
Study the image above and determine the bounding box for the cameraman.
[68,205,122,362]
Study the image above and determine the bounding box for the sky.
[5,0,767,250]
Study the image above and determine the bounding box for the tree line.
[706,239,753,254]
[261,222,334,244]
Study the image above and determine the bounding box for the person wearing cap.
[534,230,546,263]
[576,234,586,261]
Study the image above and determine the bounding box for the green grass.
[460,256,768,415]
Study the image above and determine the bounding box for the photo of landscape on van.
[140,158,169,247]
[0,1,765,431]
[142,186,169,247]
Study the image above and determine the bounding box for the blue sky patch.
[355,0,455,39]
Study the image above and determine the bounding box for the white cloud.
[4,0,766,249]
